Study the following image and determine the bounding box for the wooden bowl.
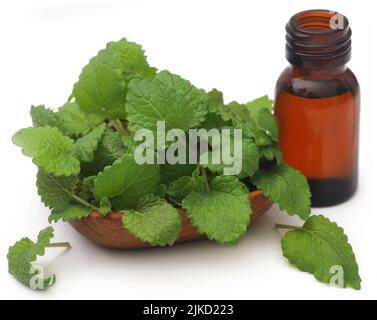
[69,190,273,249]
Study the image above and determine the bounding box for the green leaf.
[57,102,105,137]
[72,38,153,119]
[200,90,232,130]
[99,197,112,216]
[281,215,361,290]
[200,112,231,131]
[200,137,259,179]
[30,105,61,129]
[7,227,56,289]
[247,95,274,112]
[122,195,181,246]
[92,154,160,210]
[126,70,208,134]
[259,143,283,164]
[182,175,251,244]
[72,62,127,119]
[36,169,79,212]
[167,176,194,203]
[12,127,80,176]
[154,184,167,198]
[73,123,107,162]
[253,163,311,220]
[246,96,278,142]
[49,205,92,223]
[160,162,196,186]
[82,175,96,193]
[207,90,271,146]
[81,128,126,176]
[207,89,226,114]
[121,134,136,152]
[98,38,153,80]
[227,101,271,145]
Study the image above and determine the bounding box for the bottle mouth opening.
[292,9,348,32]
[286,9,352,67]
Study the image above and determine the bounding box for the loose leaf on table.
[281,215,361,290]
[7,227,56,289]
[49,205,92,223]
[252,163,311,220]
[30,105,61,129]
[71,38,154,119]
[122,195,181,246]
[126,70,208,134]
[73,123,107,162]
[182,175,251,244]
[56,102,105,137]
[92,154,160,210]
[12,127,80,176]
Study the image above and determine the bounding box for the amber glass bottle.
[275,10,360,207]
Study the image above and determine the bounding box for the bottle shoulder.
[275,65,359,98]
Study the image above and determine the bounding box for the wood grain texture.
[69,190,273,249]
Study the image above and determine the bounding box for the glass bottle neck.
[286,10,352,68]
[291,64,347,78]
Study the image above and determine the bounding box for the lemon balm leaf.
[73,123,107,162]
[122,196,181,246]
[92,154,160,210]
[71,38,154,119]
[246,95,278,142]
[167,176,194,203]
[57,102,105,137]
[253,163,311,220]
[12,126,80,176]
[182,175,251,244]
[30,105,62,129]
[36,169,79,212]
[281,215,361,290]
[7,227,56,289]
[126,70,208,134]
[48,205,92,223]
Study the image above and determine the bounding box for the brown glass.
[275,10,360,207]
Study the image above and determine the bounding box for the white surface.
[0,0,376,300]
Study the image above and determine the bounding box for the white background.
[0,0,376,300]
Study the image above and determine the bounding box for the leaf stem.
[46,242,71,249]
[275,223,301,230]
[113,119,129,136]
[70,193,100,212]
[200,166,211,192]
[49,174,101,212]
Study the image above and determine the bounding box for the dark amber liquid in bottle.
[275,10,360,207]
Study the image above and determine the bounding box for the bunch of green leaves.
[10,38,360,290]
